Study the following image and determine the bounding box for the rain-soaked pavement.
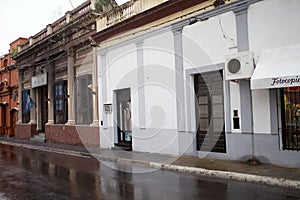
[0,144,299,200]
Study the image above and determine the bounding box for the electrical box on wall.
[104,104,112,114]
[225,51,254,80]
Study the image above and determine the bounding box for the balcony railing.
[106,1,136,27]
[17,0,168,53]
[18,1,92,52]
[97,0,168,32]
[52,18,67,32]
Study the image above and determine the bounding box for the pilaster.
[66,48,76,125]
[17,71,23,124]
[172,24,185,132]
[91,47,99,126]
[136,40,146,129]
[47,62,55,125]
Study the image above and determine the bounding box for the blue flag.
[23,91,35,113]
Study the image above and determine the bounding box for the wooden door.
[10,109,18,136]
[0,106,5,135]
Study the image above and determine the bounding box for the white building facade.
[93,0,300,167]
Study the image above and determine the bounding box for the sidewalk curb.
[1,141,300,190]
[148,163,300,190]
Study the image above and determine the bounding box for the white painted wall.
[134,31,179,155]
[106,44,138,94]
[182,11,237,70]
[99,31,179,155]
[98,44,138,148]
[252,90,271,134]
[143,31,177,129]
[182,11,240,133]
[97,0,300,162]
[248,0,300,134]
[248,0,300,58]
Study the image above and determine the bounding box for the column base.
[29,120,37,124]
[90,120,99,126]
[46,120,54,125]
[65,120,76,126]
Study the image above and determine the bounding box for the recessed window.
[3,59,8,67]
[54,81,68,124]
[22,90,30,123]
[75,74,93,125]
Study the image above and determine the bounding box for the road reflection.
[0,144,299,200]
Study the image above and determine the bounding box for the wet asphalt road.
[0,144,299,200]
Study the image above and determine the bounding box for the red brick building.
[0,37,27,137]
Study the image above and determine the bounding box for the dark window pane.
[54,81,68,124]
[75,74,93,125]
[22,90,30,123]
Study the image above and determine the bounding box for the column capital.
[233,4,249,16]
[171,23,184,34]
[135,40,144,48]
[67,48,74,57]
[99,50,107,57]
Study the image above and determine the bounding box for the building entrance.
[40,86,48,132]
[194,70,226,153]
[115,88,132,151]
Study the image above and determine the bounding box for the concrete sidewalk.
[0,136,299,189]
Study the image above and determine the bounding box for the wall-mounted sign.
[270,76,300,88]
[32,73,47,88]
[252,75,300,89]
[104,104,112,114]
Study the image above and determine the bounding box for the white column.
[66,49,76,125]
[91,47,99,126]
[47,63,54,124]
[29,88,37,124]
[29,71,37,124]
[36,89,41,130]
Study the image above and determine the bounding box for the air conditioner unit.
[225,51,254,80]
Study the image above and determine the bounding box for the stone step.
[113,143,132,151]
[30,133,46,143]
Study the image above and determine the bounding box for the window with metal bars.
[281,87,300,151]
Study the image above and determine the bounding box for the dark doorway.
[0,104,6,135]
[194,70,226,153]
[10,109,18,136]
[41,86,48,132]
[115,88,132,151]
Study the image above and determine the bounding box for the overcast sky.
[0,0,129,56]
